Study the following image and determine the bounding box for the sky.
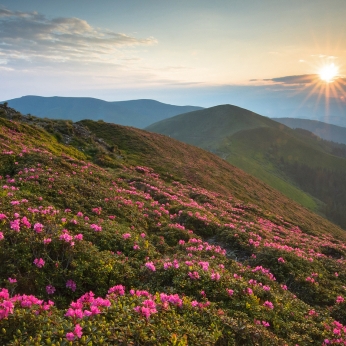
[1,0,345,119]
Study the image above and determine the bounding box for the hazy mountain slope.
[1,105,346,345]
[147,104,346,228]
[273,117,346,145]
[3,95,203,128]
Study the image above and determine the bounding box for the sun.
[319,63,338,83]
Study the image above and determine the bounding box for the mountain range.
[147,105,346,229]
[3,95,203,128]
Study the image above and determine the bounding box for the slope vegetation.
[1,106,346,345]
[147,105,346,229]
[3,96,203,128]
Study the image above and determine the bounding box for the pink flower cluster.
[33,258,45,268]
[90,223,102,232]
[188,271,200,280]
[134,299,157,319]
[336,296,345,304]
[254,319,270,327]
[66,324,83,341]
[263,301,274,309]
[145,261,156,271]
[107,285,125,296]
[66,280,77,292]
[160,293,182,307]
[0,288,54,320]
[34,222,44,233]
[65,291,111,319]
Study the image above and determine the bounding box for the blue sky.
[1,0,345,119]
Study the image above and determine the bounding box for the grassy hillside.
[1,106,346,344]
[147,105,346,229]
[3,96,203,128]
[273,117,346,145]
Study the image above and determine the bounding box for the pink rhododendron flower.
[59,232,73,243]
[0,232,4,240]
[66,332,75,341]
[46,285,56,295]
[74,324,83,338]
[34,223,44,233]
[134,299,157,319]
[122,233,131,239]
[108,285,125,296]
[33,258,45,268]
[188,271,200,280]
[43,238,51,244]
[336,296,345,304]
[90,224,102,232]
[211,272,221,281]
[306,277,315,283]
[199,261,209,271]
[164,262,172,270]
[8,278,17,284]
[66,280,77,292]
[10,219,20,232]
[246,288,253,295]
[74,234,83,241]
[21,217,31,228]
[145,262,156,271]
[263,301,274,309]
[278,257,285,263]
[227,289,234,296]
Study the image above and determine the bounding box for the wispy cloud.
[0,8,157,67]
[251,74,346,86]
[250,74,317,85]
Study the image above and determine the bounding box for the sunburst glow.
[319,63,338,83]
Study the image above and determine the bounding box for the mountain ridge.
[3,95,203,128]
[273,117,346,145]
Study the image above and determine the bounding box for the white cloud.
[0,8,157,67]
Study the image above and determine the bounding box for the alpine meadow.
[1,1,346,345]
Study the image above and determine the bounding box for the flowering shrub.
[0,114,346,344]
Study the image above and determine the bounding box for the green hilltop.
[147,105,346,229]
[1,105,346,345]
